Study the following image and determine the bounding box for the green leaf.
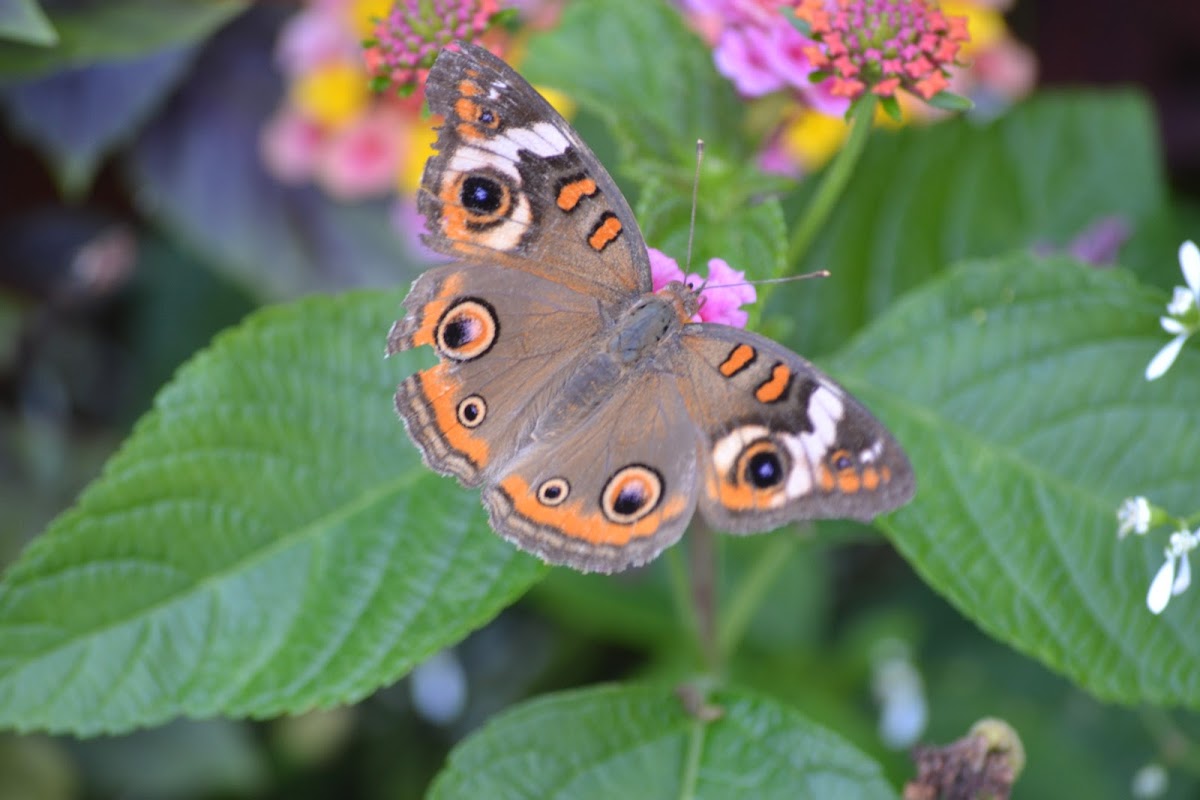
[878,94,901,122]
[785,7,812,36]
[521,0,748,182]
[776,91,1166,357]
[925,90,973,113]
[0,0,244,79]
[0,48,195,196]
[638,175,787,280]
[0,0,56,46]
[429,684,895,799]
[830,254,1200,706]
[0,290,544,735]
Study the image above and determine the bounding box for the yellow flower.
[349,0,392,39]
[780,110,847,170]
[942,1,1007,54]
[400,119,439,195]
[535,86,576,121]
[291,61,369,129]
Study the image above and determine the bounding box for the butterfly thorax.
[610,282,698,366]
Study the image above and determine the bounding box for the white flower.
[1117,496,1152,539]
[409,648,467,725]
[1131,762,1169,799]
[1179,240,1200,304]
[1167,285,1196,317]
[870,638,927,749]
[1147,528,1199,615]
[1146,241,1200,380]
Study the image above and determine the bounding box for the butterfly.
[387,42,914,573]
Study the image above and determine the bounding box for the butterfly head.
[654,280,702,325]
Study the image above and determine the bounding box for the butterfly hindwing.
[672,324,915,533]
[480,370,701,573]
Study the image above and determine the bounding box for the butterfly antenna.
[685,139,704,278]
[703,270,832,290]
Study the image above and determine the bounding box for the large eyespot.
[461,175,506,216]
[456,395,487,428]
[536,477,570,506]
[435,298,498,361]
[743,446,784,489]
[600,465,663,524]
[734,439,789,491]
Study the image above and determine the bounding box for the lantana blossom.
[1145,240,1200,381]
[365,0,501,95]
[794,0,971,106]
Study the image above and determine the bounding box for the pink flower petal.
[760,18,824,91]
[260,109,325,184]
[649,247,686,292]
[697,258,756,327]
[316,109,405,200]
[276,7,355,76]
[714,26,786,97]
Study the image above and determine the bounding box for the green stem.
[678,718,707,800]
[689,521,721,672]
[717,534,799,658]
[667,545,702,663]
[785,95,877,270]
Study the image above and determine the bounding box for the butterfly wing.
[479,368,700,573]
[420,42,652,309]
[672,324,914,532]
[388,262,607,487]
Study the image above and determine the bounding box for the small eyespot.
[456,395,487,428]
[435,298,498,361]
[831,449,853,471]
[600,465,663,524]
[478,108,497,127]
[537,478,570,506]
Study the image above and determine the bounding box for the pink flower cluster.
[795,0,969,101]
[366,0,499,95]
[261,1,415,201]
[649,248,758,328]
[682,0,847,115]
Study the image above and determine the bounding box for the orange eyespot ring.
[600,465,663,524]
[435,298,498,361]
[455,173,513,224]
[536,477,570,506]
[456,394,487,428]
[735,440,787,491]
